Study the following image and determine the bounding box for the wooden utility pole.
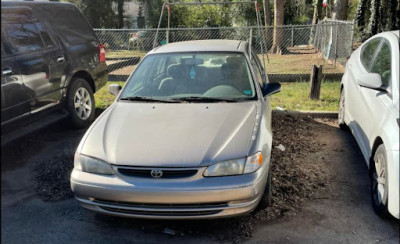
[309,65,323,100]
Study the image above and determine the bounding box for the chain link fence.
[95,20,354,82]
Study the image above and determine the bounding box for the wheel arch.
[69,71,95,93]
[369,137,384,170]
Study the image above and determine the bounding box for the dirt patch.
[33,152,74,202]
[32,144,77,202]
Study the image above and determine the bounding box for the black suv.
[1,1,108,145]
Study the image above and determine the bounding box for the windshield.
[119,52,256,102]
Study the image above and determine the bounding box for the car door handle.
[56,56,65,63]
[2,68,13,75]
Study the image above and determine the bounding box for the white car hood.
[80,101,258,167]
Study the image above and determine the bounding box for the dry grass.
[106,50,146,58]
[260,53,345,74]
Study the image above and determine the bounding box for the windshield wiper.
[171,96,239,103]
[119,96,180,103]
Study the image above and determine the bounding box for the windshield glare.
[120,53,256,101]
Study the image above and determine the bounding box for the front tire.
[338,88,347,130]
[370,144,390,218]
[66,78,95,128]
[256,168,272,210]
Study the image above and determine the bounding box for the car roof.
[148,40,248,54]
[390,30,399,38]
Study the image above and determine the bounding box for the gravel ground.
[2,112,398,244]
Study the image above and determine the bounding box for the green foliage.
[80,0,117,28]
[347,0,359,20]
[356,0,399,42]
[282,0,315,25]
[138,0,264,28]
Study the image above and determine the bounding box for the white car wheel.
[338,89,347,129]
[371,144,390,218]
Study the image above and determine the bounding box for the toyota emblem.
[150,169,163,178]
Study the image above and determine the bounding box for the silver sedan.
[70,40,281,219]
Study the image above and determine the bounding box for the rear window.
[37,5,96,45]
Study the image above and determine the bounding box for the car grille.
[92,199,227,216]
[117,167,198,179]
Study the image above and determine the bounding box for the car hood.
[80,101,258,167]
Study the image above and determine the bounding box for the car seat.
[158,64,188,96]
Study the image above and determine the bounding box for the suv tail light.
[98,44,106,63]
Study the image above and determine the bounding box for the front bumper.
[70,165,268,219]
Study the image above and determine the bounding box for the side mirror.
[356,73,385,91]
[109,84,122,96]
[262,83,281,97]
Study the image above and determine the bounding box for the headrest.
[221,63,235,78]
[226,56,243,65]
[168,64,186,79]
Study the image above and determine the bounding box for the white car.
[338,30,399,219]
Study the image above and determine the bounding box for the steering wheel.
[203,85,242,97]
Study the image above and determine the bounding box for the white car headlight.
[74,152,113,175]
[203,152,263,177]
[203,158,246,177]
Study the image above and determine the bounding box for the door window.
[34,21,55,48]
[360,38,381,72]
[2,11,44,53]
[370,41,391,87]
[250,51,265,86]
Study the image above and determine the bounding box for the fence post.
[167,5,170,44]
[291,25,294,47]
[309,65,323,100]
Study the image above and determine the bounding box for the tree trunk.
[270,0,285,54]
[332,0,349,20]
[310,0,322,45]
[117,0,124,28]
[263,0,271,26]
[317,0,323,20]
[312,0,323,24]
[312,0,318,24]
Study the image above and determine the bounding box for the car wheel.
[338,89,347,129]
[256,168,272,210]
[370,144,390,218]
[66,78,95,128]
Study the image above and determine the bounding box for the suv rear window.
[38,5,96,45]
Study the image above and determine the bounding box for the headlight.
[244,152,262,174]
[203,158,245,177]
[203,152,263,177]
[74,152,113,175]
